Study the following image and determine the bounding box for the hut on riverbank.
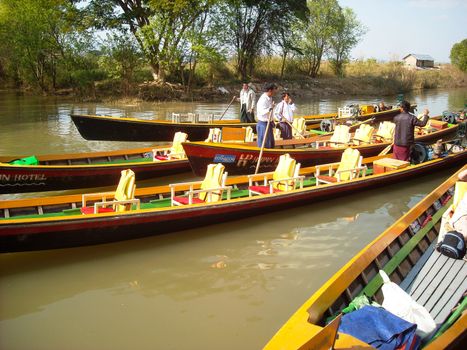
[403,54,435,68]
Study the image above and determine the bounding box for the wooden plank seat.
[400,240,467,325]
[248,153,304,196]
[153,131,188,160]
[315,148,367,185]
[170,163,232,206]
[81,169,140,214]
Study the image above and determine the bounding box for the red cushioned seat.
[80,206,115,215]
[315,175,338,183]
[155,155,169,161]
[248,185,282,194]
[318,146,334,150]
[172,196,205,205]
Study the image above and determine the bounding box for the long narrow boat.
[0,146,189,194]
[183,123,460,176]
[70,107,404,142]
[0,149,465,253]
[263,165,467,350]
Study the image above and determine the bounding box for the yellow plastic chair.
[244,126,255,142]
[205,128,222,143]
[292,117,306,138]
[248,153,304,196]
[374,121,395,142]
[153,131,188,160]
[273,128,282,140]
[316,124,351,148]
[81,169,140,214]
[315,148,367,185]
[170,163,232,205]
[352,124,375,145]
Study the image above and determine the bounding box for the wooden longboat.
[0,150,466,253]
[70,107,404,142]
[0,146,189,194]
[183,123,460,176]
[263,166,467,350]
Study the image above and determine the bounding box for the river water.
[0,88,466,350]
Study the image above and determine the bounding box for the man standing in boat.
[274,92,296,140]
[256,83,278,148]
[393,100,429,161]
[237,83,256,123]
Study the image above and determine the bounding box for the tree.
[298,0,341,78]
[328,7,365,77]
[450,39,467,72]
[219,0,306,80]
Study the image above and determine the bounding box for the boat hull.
[1,152,465,253]
[184,126,459,176]
[70,108,403,142]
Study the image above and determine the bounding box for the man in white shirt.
[256,83,278,148]
[237,83,256,123]
[274,92,296,140]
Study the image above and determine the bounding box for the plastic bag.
[380,270,436,339]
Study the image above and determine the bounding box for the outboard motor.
[320,119,334,132]
[410,143,429,164]
[442,111,458,124]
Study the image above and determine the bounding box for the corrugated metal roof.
[403,53,434,61]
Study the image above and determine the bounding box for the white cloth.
[274,101,296,123]
[256,93,274,122]
[239,88,256,111]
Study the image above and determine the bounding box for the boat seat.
[81,169,140,214]
[244,126,255,142]
[170,163,232,206]
[292,117,306,138]
[315,148,366,185]
[374,121,395,142]
[248,153,304,196]
[153,131,188,160]
[352,124,375,145]
[205,128,222,142]
[439,180,467,239]
[399,240,467,325]
[316,125,351,148]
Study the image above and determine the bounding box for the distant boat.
[70,107,405,142]
[0,145,189,194]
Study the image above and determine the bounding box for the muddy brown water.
[0,88,465,350]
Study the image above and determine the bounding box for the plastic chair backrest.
[453,181,467,211]
[274,128,282,140]
[199,163,225,202]
[292,118,306,137]
[114,169,136,212]
[170,132,188,156]
[205,128,222,142]
[377,121,395,140]
[330,125,350,144]
[336,148,361,181]
[354,124,374,143]
[244,126,254,142]
[272,154,297,191]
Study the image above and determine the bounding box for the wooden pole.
[219,96,237,121]
[378,143,393,156]
[255,106,275,174]
[283,119,305,139]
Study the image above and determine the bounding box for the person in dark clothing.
[393,101,429,161]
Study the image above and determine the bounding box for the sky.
[338,0,467,63]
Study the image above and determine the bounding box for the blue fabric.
[256,121,275,148]
[338,306,420,350]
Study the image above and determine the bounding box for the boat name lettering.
[0,174,47,182]
[213,154,236,163]
[237,154,279,167]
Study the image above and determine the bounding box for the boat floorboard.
[401,240,467,324]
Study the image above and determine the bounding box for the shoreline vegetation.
[3,59,465,103]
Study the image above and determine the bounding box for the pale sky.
[339,0,467,63]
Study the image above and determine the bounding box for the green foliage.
[450,39,467,72]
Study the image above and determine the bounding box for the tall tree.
[450,39,467,72]
[328,7,365,77]
[89,0,214,82]
[298,0,341,78]
[219,0,306,80]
